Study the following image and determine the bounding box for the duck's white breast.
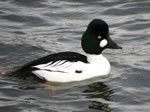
[84,54,111,77]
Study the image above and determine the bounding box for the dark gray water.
[0,0,150,112]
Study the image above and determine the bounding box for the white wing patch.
[32,60,77,73]
[30,55,111,83]
[31,60,86,82]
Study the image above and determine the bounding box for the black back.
[22,52,88,67]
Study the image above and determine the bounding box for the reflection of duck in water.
[83,82,113,111]
[1,19,121,83]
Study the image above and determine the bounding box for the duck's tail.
[0,66,45,82]
[0,67,16,75]
[0,66,21,78]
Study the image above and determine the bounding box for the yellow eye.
[97,35,102,39]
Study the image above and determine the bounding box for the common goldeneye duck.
[10,19,122,83]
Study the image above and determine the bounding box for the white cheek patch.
[99,39,108,48]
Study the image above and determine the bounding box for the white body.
[32,54,111,83]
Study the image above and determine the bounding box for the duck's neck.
[86,54,108,64]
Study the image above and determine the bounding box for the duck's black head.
[81,19,122,54]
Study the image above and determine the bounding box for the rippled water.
[0,0,150,112]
